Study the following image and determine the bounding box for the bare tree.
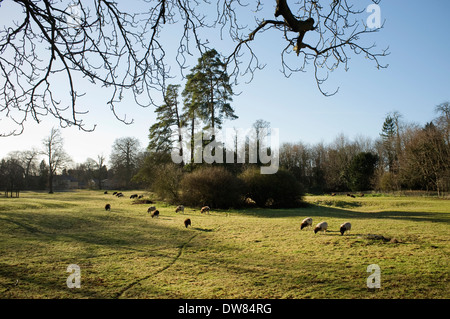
[1,0,388,136]
[110,137,141,188]
[435,102,450,145]
[7,148,39,183]
[41,127,72,193]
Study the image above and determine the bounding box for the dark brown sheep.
[105,204,111,211]
[151,210,160,218]
[184,218,191,228]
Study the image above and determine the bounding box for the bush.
[152,163,184,203]
[239,167,304,208]
[180,166,243,208]
[377,171,399,192]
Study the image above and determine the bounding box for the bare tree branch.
[0,0,388,136]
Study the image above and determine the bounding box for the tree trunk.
[190,116,195,164]
[48,171,54,193]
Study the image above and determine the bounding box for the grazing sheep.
[105,204,111,211]
[331,193,336,196]
[200,206,210,214]
[116,192,123,197]
[340,222,352,235]
[104,191,108,194]
[184,218,191,228]
[314,221,328,234]
[130,194,138,199]
[346,193,351,197]
[300,217,313,230]
[360,193,364,197]
[113,191,117,195]
[138,195,143,199]
[151,210,160,218]
[175,205,185,213]
[350,194,355,198]
[244,197,257,206]
[147,206,156,213]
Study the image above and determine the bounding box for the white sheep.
[300,217,313,230]
[175,205,184,213]
[200,206,210,214]
[340,222,352,235]
[314,221,328,234]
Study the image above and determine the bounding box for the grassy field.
[0,190,448,299]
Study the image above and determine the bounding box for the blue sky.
[1,0,449,164]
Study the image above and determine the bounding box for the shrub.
[180,166,243,208]
[239,167,304,208]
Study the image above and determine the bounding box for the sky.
[0,0,449,165]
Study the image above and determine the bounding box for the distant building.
[54,175,79,189]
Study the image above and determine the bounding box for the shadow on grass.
[192,227,215,232]
[235,203,450,225]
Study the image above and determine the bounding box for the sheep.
[350,194,355,198]
[138,195,143,199]
[331,193,336,196]
[151,210,160,218]
[175,205,185,213]
[184,218,191,228]
[130,194,138,199]
[113,191,117,195]
[340,222,352,235]
[300,217,313,230]
[200,206,210,214]
[147,206,157,213]
[105,204,111,211]
[314,221,328,234]
[104,191,108,194]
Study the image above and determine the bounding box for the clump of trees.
[277,103,450,196]
[239,167,304,208]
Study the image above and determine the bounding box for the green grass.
[0,191,448,299]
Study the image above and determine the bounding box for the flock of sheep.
[104,191,352,235]
[103,192,212,229]
[300,217,352,235]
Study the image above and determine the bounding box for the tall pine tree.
[183,49,237,137]
[148,84,184,164]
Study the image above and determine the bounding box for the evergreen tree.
[347,152,378,191]
[380,115,397,173]
[148,84,184,163]
[182,49,237,138]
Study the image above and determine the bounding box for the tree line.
[278,104,450,196]
[0,129,146,197]
[1,50,448,201]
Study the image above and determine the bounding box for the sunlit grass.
[0,190,448,298]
